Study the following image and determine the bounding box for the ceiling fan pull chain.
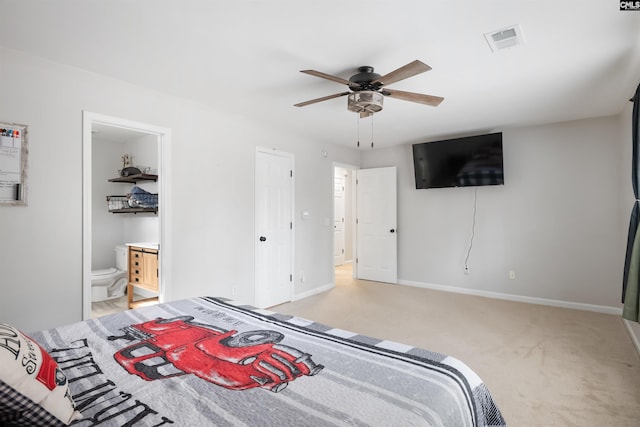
[371,114,374,149]
[356,114,360,148]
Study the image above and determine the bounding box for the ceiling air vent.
[484,24,524,52]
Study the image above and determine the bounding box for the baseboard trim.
[398,279,623,315]
[623,319,640,356]
[293,283,334,301]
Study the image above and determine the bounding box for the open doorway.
[82,112,171,320]
[333,163,357,286]
[332,164,398,287]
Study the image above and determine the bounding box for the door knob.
[259,236,267,242]
[390,229,395,233]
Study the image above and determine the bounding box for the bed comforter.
[30,296,506,426]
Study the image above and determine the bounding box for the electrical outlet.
[464,266,470,275]
[231,287,238,296]
[509,270,516,280]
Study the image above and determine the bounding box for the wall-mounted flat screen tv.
[412,132,504,189]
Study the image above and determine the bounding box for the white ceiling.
[1,1,639,148]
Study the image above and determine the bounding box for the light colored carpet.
[274,264,640,427]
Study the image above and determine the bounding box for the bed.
[1,297,506,426]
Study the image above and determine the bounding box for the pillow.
[0,322,82,425]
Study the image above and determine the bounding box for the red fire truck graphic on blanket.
[108,316,323,393]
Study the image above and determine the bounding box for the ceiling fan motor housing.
[349,66,382,91]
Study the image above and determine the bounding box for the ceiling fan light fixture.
[347,91,384,114]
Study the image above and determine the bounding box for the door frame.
[81,111,172,320]
[332,162,358,284]
[254,147,295,308]
[333,170,346,266]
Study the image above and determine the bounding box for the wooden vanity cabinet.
[127,245,159,309]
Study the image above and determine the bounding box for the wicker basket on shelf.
[106,195,128,211]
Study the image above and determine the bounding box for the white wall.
[0,47,359,332]
[122,134,159,244]
[360,115,627,310]
[92,137,126,269]
[2,43,632,332]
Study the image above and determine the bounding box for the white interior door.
[255,148,294,308]
[334,173,345,266]
[356,166,397,283]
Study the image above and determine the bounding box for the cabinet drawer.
[130,258,143,270]
[129,248,143,268]
[129,265,143,282]
[130,249,143,259]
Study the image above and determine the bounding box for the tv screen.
[412,132,504,189]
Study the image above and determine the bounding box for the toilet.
[91,245,128,302]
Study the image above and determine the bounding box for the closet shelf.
[106,173,158,214]
[108,207,157,214]
[108,173,158,183]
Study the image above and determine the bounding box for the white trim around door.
[82,111,172,320]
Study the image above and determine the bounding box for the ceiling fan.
[294,60,444,118]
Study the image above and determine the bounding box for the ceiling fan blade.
[383,88,444,106]
[300,70,359,87]
[372,60,432,86]
[294,91,350,107]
